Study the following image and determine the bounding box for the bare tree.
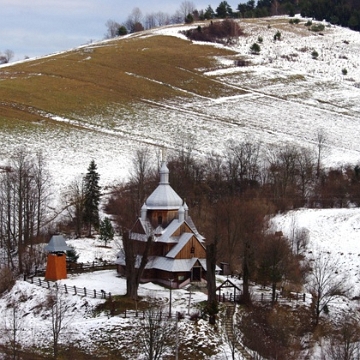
[155,11,170,26]
[123,231,153,300]
[0,49,14,64]
[3,303,23,360]
[179,1,196,22]
[126,7,144,33]
[316,128,327,178]
[4,49,14,63]
[48,288,72,359]
[138,306,175,360]
[62,177,85,237]
[0,149,51,274]
[306,255,349,325]
[257,233,301,302]
[325,314,360,360]
[130,148,154,211]
[104,19,121,38]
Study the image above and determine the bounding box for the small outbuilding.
[44,235,72,281]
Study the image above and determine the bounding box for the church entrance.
[192,267,201,281]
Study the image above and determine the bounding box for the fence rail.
[218,290,307,304]
[27,277,112,300]
[34,262,116,277]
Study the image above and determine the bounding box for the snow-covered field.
[1,16,360,203]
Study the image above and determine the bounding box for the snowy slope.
[1,16,360,209]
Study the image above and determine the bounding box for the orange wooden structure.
[45,253,67,281]
[44,235,71,281]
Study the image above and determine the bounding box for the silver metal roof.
[44,235,72,253]
[145,161,183,210]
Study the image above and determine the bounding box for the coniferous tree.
[99,217,114,246]
[83,160,101,237]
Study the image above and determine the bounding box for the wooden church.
[116,159,208,289]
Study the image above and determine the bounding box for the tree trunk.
[124,230,153,300]
[206,242,217,324]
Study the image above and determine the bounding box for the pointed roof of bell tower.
[145,150,183,210]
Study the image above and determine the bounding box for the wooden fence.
[34,262,116,277]
[27,277,112,300]
[218,290,307,304]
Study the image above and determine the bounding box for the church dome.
[145,161,183,210]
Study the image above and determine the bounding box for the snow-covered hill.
[1,16,360,207]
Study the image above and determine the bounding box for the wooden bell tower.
[44,235,72,281]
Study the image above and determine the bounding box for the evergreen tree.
[216,1,233,18]
[83,160,101,237]
[99,217,115,246]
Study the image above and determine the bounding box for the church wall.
[148,209,178,228]
[176,237,206,259]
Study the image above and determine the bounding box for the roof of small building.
[44,235,72,253]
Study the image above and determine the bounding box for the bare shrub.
[0,267,15,295]
[325,315,360,360]
[239,304,311,359]
[182,20,244,44]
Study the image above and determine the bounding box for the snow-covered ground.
[2,204,360,359]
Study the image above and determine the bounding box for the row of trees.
[0,150,103,276]
[105,0,360,39]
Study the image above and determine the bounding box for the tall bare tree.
[48,289,72,359]
[179,1,196,21]
[0,149,51,273]
[62,177,85,237]
[306,255,349,325]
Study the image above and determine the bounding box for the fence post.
[94,290,96,298]
[261,293,264,302]
[84,287,87,297]
[38,278,41,286]
[47,281,50,289]
[303,293,306,302]
[64,284,68,294]
[124,309,126,318]
[74,286,77,295]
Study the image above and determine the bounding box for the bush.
[250,42,261,54]
[342,68,348,75]
[257,36,263,43]
[289,18,300,24]
[311,50,319,59]
[66,246,79,263]
[310,23,325,32]
[305,20,312,27]
[182,19,244,44]
[274,31,281,41]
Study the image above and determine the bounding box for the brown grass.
[0,34,239,128]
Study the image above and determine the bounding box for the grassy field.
[0,33,239,128]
